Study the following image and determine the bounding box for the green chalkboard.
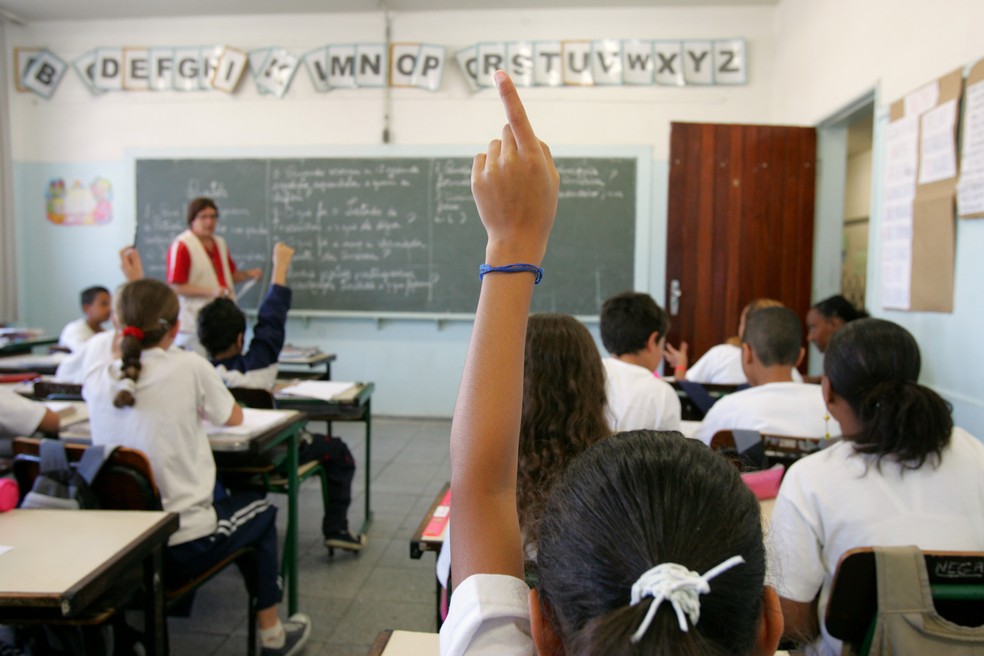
[135,155,638,316]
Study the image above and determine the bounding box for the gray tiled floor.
[169,417,452,655]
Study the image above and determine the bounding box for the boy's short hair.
[80,286,109,307]
[742,306,801,366]
[600,291,670,356]
[198,298,246,357]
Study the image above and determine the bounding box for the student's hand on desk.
[472,70,559,266]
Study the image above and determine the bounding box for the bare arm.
[232,268,262,283]
[118,246,144,282]
[224,403,244,427]
[780,595,820,645]
[37,409,60,434]
[450,70,559,586]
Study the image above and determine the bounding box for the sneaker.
[325,530,367,553]
[260,613,311,656]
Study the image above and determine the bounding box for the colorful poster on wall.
[46,177,114,225]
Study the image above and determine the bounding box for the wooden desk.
[277,351,337,381]
[60,408,309,617]
[0,335,58,357]
[368,629,439,656]
[275,382,375,534]
[0,352,66,376]
[0,509,178,655]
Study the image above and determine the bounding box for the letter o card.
[23,49,67,99]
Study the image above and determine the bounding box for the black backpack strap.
[77,444,120,485]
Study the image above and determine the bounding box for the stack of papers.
[278,381,355,401]
[279,344,323,361]
[204,408,292,436]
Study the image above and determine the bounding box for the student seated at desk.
[599,291,681,432]
[441,72,783,656]
[198,242,293,390]
[58,285,112,353]
[436,313,611,589]
[55,247,146,383]
[667,298,803,385]
[82,278,310,656]
[696,307,838,445]
[198,242,365,553]
[0,388,59,455]
[766,319,984,656]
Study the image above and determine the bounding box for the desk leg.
[361,399,374,534]
[143,544,167,656]
[287,427,300,616]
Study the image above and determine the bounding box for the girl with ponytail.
[768,318,984,655]
[83,279,312,653]
[441,72,783,656]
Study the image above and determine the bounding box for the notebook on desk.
[204,408,295,437]
[277,380,355,401]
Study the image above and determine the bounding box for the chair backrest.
[33,380,83,400]
[229,387,276,409]
[709,429,766,470]
[826,547,984,652]
[761,432,838,468]
[13,437,162,511]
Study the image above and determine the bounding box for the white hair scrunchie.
[629,555,746,643]
[116,376,137,396]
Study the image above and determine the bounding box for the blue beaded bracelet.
[478,263,543,285]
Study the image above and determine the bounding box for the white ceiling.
[0,0,777,24]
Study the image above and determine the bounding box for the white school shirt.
[58,318,98,354]
[440,574,534,656]
[83,347,237,546]
[602,357,681,432]
[767,427,984,656]
[695,381,837,445]
[685,343,804,385]
[55,329,116,384]
[0,388,46,438]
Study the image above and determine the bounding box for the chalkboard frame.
[130,144,652,320]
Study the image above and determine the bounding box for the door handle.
[670,279,681,316]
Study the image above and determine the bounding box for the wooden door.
[666,122,816,365]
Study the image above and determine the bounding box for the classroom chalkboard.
[135,155,637,316]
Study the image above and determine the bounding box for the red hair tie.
[122,326,145,340]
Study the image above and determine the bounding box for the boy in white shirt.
[599,291,681,431]
[697,306,839,445]
[58,286,111,353]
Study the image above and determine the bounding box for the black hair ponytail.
[825,319,952,469]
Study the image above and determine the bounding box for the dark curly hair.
[518,313,610,549]
[198,297,246,357]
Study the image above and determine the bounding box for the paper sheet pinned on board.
[278,380,356,401]
[958,80,984,216]
[918,99,958,185]
[881,115,919,310]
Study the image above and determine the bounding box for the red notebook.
[0,372,41,384]
[422,488,451,540]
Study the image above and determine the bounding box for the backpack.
[20,439,118,510]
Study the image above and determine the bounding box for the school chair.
[12,437,260,656]
[709,429,767,471]
[226,388,334,566]
[826,546,984,655]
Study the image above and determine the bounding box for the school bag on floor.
[20,439,117,509]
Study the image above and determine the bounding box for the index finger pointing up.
[493,70,537,150]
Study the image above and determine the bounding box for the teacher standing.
[166,197,262,354]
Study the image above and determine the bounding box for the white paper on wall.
[918,99,958,185]
[123,48,150,91]
[592,39,623,85]
[389,44,419,88]
[476,43,506,88]
[327,45,359,89]
[355,44,386,87]
[533,41,563,87]
[957,80,984,217]
[412,44,445,91]
[73,50,105,95]
[562,41,593,86]
[455,46,480,92]
[506,42,534,88]
[148,49,175,91]
[172,47,202,91]
[212,47,248,93]
[621,40,654,85]
[200,46,224,90]
[904,81,939,117]
[880,115,919,310]
[682,41,713,85]
[254,48,299,98]
[94,48,124,91]
[23,50,67,99]
[654,41,684,86]
[714,38,746,85]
